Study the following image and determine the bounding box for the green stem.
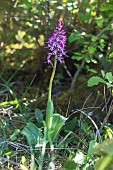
[48,56,57,101]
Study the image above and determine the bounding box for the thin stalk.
[38,140,46,170]
[38,125,47,170]
[48,56,57,101]
[30,153,36,170]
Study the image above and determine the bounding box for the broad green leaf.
[46,100,54,130]
[21,122,43,148]
[69,32,83,43]
[69,32,77,43]
[105,72,113,83]
[88,76,106,87]
[35,108,43,122]
[77,12,90,22]
[93,140,113,170]
[50,114,67,142]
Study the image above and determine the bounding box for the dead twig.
[0,156,20,166]
[100,99,113,132]
[69,59,85,92]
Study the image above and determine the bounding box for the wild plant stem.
[39,57,57,169]
[38,140,46,170]
[48,56,57,101]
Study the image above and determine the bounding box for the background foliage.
[0,0,113,169]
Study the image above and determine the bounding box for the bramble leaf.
[88,76,106,87]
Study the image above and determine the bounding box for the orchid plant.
[21,20,68,170]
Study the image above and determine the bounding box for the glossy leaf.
[21,122,43,148]
[88,76,107,87]
[50,113,67,142]
[46,100,54,130]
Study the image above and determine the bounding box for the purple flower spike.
[46,19,67,64]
